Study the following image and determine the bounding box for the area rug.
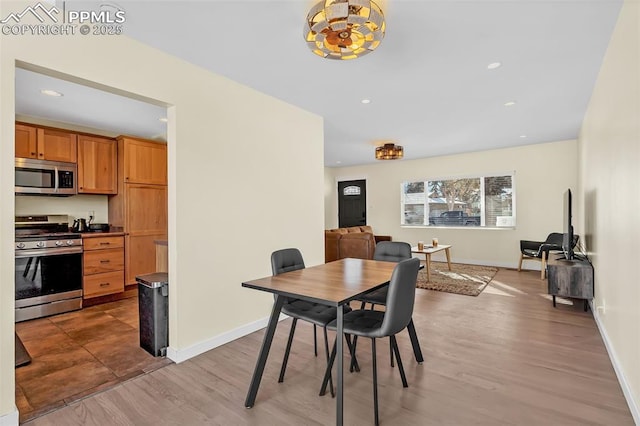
[416,262,498,296]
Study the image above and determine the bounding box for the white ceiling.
[15,0,622,167]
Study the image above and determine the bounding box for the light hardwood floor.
[24,268,634,425]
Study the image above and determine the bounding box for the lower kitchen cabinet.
[84,271,125,298]
[83,234,125,299]
[126,234,166,285]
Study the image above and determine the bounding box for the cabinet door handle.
[99,242,111,245]
[99,282,110,287]
[100,260,110,263]
[30,152,36,156]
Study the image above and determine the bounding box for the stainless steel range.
[15,215,83,322]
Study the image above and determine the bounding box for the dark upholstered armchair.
[518,232,579,279]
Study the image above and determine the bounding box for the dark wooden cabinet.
[547,257,594,310]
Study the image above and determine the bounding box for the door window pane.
[343,185,361,196]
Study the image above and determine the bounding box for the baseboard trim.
[167,313,289,364]
[0,407,18,426]
[592,302,640,424]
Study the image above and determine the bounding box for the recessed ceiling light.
[504,101,517,107]
[159,117,169,122]
[40,89,63,97]
[336,160,342,164]
[519,135,527,138]
[487,62,502,70]
[361,99,371,104]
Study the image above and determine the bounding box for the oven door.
[15,247,83,302]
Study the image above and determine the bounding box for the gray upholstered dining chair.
[355,241,423,367]
[271,248,352,395]
[357,241,412,307]
[321,257,421,426]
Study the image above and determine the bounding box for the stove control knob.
[16,243,25,249]
[66,240,74,246]
[55,241,64,246]
[36,242,45,248]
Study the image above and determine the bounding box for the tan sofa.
[324,226,392,263]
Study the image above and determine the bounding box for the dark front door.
[338,179,366,228]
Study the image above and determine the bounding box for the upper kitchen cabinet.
[118,136,167,185]
[15,123,77,163]
[15,123,37,159]
[77,135,117,194]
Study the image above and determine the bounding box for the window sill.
[400,225,515,230]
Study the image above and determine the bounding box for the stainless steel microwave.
[15,158,77,196]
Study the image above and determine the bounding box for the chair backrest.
[373,241,411,262]
[378,257,420,337]
[544,233,564,247]
[271,248,305,275]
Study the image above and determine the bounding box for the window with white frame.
[401,173,515,227]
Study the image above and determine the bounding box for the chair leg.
[389,337,394,367]
[323,327,335,398]
[518,253,524,271]
[407,318,424,364]
[278,318,297,383]
[372,338,379,426]
[314,325,318,357]
[345,334,360,373]
[541,251,547,280]
[320,337,337,396]
[390,335,408,388]
[360,301,366,310]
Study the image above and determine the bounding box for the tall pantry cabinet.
[109,137,168,285]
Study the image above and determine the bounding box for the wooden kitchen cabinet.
[83,235,125,299]
[125,184,168,234]
[119,136,167,185]
[126,234,166,285]
[15,123,77,163]
[109,137,168,286]
[78,135,117,194]
[15,123,38,159]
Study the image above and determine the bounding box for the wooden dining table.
[241,257,399,426]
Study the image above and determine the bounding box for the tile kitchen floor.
[15,296,172,423]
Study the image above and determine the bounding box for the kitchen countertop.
[80,230,125,238]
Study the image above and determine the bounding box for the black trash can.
[136,272,168,357]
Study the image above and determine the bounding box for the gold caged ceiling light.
[375,143,403,160]
[304,0,386,60]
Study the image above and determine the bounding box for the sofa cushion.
[346,226,364,233]
[324,226,391,263]
[339,233,376,260]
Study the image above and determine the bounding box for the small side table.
[547,257,594,311]
[411,244,452,282]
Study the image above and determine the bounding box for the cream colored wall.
[15,195,109,223]
[325,140,578,268]
[0,19,323,419]
[578,0,639,419]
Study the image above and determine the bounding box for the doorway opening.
[13,64,171,423]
